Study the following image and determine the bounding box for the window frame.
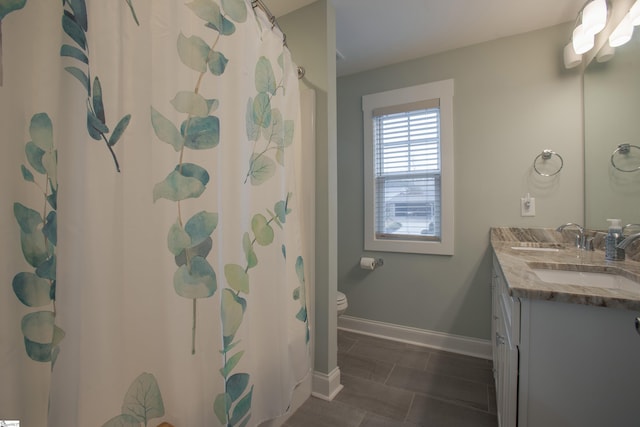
[362,79,454,255]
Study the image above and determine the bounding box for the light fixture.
[609,13,634,47]
[629,0,640,25]
[582,0,608,35]
[563,42,582,68]
[596,42,615,62]
[572,24,595,54]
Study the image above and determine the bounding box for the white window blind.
[373,102,441,241]
[362,79,454,255]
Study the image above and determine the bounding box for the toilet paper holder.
[360,256,384,270]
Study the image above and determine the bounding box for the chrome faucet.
[617,232,640,250]
[556,222,591,250]
[623,224,640,235]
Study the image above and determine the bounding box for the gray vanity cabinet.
[491,255,518,427]
[492,253,640,427]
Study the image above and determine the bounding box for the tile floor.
[283,329,498,427]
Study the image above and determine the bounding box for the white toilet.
[337,291,348,317]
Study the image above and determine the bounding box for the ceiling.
[265,0,586,76]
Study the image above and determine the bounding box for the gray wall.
[279,1,338,375]
[337,23,584,340]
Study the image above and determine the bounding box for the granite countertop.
[491,227,640,311]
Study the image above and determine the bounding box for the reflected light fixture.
[609,13,634,47]
[609,0,640,48]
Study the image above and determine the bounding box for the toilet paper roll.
[360,257,377,270]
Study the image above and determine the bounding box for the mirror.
[584,29,640,230]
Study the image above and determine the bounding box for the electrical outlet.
[521,197,535,217]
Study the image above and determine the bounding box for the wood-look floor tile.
[282,396,365,427]
[348,340,429,370]
[425,352,494,384]
[338,351,394,383]
[335,374,414,421]
[359,412,421,427]
[407,393,498,426]
[386,365,489,411]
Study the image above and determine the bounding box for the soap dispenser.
[605,219,625,261]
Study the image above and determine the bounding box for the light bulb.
[572,24,594,54]
[582,0,608,36]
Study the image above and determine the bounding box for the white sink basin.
[531,268,639,293]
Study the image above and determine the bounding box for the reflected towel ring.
[533,150,563,176]
[611,144,640,172]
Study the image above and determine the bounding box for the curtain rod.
[251,0,305,79]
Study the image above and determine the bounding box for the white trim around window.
[362,79,454,255]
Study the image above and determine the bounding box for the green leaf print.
[20,165,35,183]
[0,0,26,85]
[61,0,132,172]
[248,154,275,186]
[251,214,274,246]
[255,56,276,95]
[14,202,42,233]
[221,0,247,23]
[184,210,218,246]
[177,33,211,73]
[171,91,210,117]
[101,372,165,427]
[121,373,165,424]
[61,13,87,50]
[181,115,220,150]
[221,289,246,339]
[226,373,249,402]
[167,221,192,256]
[150,107,183,151]
[101,414,140,427]
[0,0,26,20]
[25,141,46,174]
[224,264,249,294]
[20,228,53,268]
[174,237,212,267]
[242,232,257,268]
[229,386,253,426]
[220,350,244,378]
[12,272,52,307]
[214,393,232,425]
[153,167,208,202]
[60,44,88,64]
[252,93,271,129]
[108,114,132,147]
[173,256,217,298]
[29,112,54,151]
[207,50,228,76]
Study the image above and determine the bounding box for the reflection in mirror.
[584,29,640,230]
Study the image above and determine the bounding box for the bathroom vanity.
[490,227,640,427]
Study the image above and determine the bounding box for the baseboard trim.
[311,367,344,401]
[338,315,492,360]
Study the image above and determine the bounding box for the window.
[363,80,454,255]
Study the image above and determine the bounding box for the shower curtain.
[0,1,311,426]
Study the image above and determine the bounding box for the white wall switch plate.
[521,197,535,216]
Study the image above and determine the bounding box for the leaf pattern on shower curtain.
[244,55,295,184]
[151,0,240,356]
[101,372,169,427]
[12,113,64,365]
[0,0,27,85]
[60,0,137,172]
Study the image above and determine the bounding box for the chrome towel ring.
[533,149,563,176]
[611,144,640,173]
